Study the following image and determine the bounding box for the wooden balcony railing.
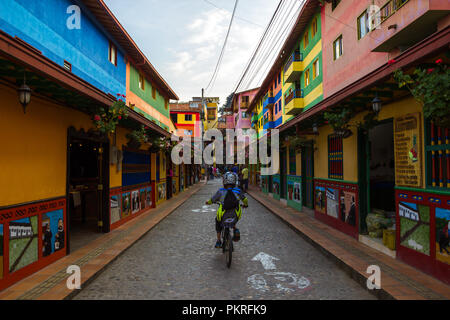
[284,89,303,105]
[284,51,303,73]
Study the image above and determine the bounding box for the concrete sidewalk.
[247,187,450,300]
[0,182,205,300]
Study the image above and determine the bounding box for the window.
[242,112,248,118]
[333,35,343,60]
[63,60,72,72]
[185,114,192,121]
[426,121,450,190]
[165,99,168,109]
[152,86,156,99]
[207,109,216,120]
[313,59,320,79]
[304,69,310,87]
[170,113,178,124]
[328,135,343,180]
[357,10,370,39]
[303,31,309,49]
[108,41,117,66]
[312,18,318,38]
[184,130,193,136]
[138,73,145,90]
[278,72,281,85]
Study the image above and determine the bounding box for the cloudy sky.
[103,0,300,105]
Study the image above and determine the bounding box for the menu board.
[394,113,423,188]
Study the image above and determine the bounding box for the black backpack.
[223,189,239,211]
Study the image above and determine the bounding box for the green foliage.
[93,98,128,135]
[323,106,355,130]
[127,125,149,144]
[394,60,450,128]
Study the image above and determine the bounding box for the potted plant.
[324,106,354,138]
[394,59,450,128]
[93,94,128,135]
[126,125,149,149]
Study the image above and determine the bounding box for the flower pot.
[127,138,141,149]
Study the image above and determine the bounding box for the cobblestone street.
[74,179,375,300]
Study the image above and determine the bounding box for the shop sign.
[394,113,423,188]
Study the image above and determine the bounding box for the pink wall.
[321,0,388,99]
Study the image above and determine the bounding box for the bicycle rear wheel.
[224,229,232,268]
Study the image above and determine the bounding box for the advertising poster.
[394,113,423,188]
[122,192,131,218]
[315,186,326,214]
[399,202,430,255]
[110,195,121,225]
[326,188,339,219]
[9,216,38,273]
[41,209,65,257]
[436,207,450,265]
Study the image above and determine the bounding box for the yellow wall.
[313,96,424,183]
[0,85,92,206]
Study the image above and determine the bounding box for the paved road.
[74,179,376,300]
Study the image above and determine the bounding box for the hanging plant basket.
[126,138,141,149]
[93,94,128,135]
[334,128,353,139]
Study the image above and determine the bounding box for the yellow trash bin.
[383,229,396,250]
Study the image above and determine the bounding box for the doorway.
[358,120,395,232]
[280,148,287,199]
[302,142,314,209]
[67,129,110,254]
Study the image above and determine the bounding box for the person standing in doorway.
[241,165,249,192]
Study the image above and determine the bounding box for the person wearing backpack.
[205,172,248,248]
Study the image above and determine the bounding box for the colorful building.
[246,0,450,284]
[0,0,185,291]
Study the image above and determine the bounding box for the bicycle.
[221,217,235,268]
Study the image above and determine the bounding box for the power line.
[202,0,264,28]
[241,0,299,91]
[239,0,290,91]
[232,0,286,93]
[255,2,302,86]
[204,0,239,94]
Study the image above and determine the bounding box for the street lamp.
[372,95,382,115]
[18,74,31,114]
[312,123,318,134]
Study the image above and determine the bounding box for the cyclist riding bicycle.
[205,172,248,248]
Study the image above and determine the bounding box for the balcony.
[371,0,449,53]
[284,89,304,115]
[284,51,303,83]
[263,92,275,110]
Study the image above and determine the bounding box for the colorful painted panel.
[436,207,450,265]
[287,176,302,211]
[272,175,280,200]
[0,224,3,279]
[146,187,153,208]
[157,183,166,203]
[140,188,147,211]
[131,190,141,214]
[9,216,38,273]
[122,192,131,218]
[41,210,64,257]
[326,188,339,219]
[399,202,430,256]
[315,186,326,214]
[110,195,121,225]
[341,191,357,226]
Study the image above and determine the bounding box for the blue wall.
[0,0,126,96]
